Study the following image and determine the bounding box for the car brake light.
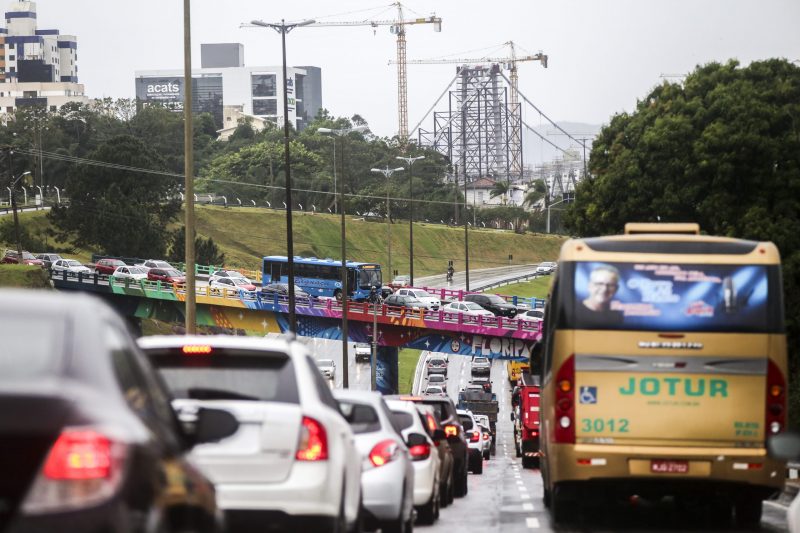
[554,355,575,444]
[469,431,480,443]
[409,443,431,461]
[766,360,786,435]
[296,416,328,461]
[182,345,213,355]
[483,433,490,441]
[444,424,458,437]
[22,428,127,514]
[426,414,437,433]
[369,439,399,467]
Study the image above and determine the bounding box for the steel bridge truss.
[418,64,522,181]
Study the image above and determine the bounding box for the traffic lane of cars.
[0,290,238,533]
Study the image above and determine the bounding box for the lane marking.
[526,517,540,528]
[520,493,531,500]
[522,503,534,511]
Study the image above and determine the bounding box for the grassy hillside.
[0,265,52,288]
[4,207,566,278]
[195,206,564,277]
[485,276,551,299]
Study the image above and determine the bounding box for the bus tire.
[734,496,762,528]
[550,484,572,525]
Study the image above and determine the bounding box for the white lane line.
[520,493,531,500]
[526,517,540,528]
[522,503,534,511]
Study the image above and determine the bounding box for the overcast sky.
[26,0,800,140]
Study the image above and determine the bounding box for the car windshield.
[21,252,36,260]
[389,410,415,431]
[465,302,484,310]
[129,267,146,274]
[66,260,82,267]
[485,295,507,305]
[317,359,334,367]
[426,386,443,393]
[474,357,489,364]
[232,278,251,286]
[429,359,445,365]
[412,290,431,298]
[147,349,299,403]
[458,415,474,430]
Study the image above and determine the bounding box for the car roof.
[333,388,384,404]
[137,334,296,354]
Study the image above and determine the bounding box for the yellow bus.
[538,223,787,527]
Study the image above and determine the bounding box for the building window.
[6,106,12,113]
[9,67,14,73]
[8,55,13,61]
[252,98,277,116]
[251,74,276,97]
[8,43,13,49]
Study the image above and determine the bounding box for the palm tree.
[489,180,511,205]
[523,179,548,210]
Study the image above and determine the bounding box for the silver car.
[386,399,443,525]
[138,335,363,532]
[334,389,415,533]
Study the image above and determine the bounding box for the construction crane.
[312,2,442,140]
[397,41,547,110]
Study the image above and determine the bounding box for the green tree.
[489,180,510,204]
[167,226,226,267]
[563,58,800,422]
[523,179,548,209]
[48,135,181,257]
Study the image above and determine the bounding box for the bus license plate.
[651,460,689,474]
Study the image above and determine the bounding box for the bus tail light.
[766,360,786,435]
[554,355,575,444]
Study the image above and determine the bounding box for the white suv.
[137,335,363,532]
[457,409,485,475]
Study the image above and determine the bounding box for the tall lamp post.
[318,125,368,214]
[182,0,197,333]
[395,155,424,285]
[546,197,568,234]
[9,171,31,262]
[250,17,315,334]
[318,125,366,389]
[371,166,404,279]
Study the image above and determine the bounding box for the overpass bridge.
[49,269,543,360]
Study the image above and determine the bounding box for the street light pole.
[395,155,424,286]
[546,197,567,234]
[371,166,404,280]
[8,170,31,262]
[250,17,315,334]
[319,125,368,216]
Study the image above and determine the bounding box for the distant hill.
[523,121,603,166]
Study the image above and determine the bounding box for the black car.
[388,394,470,498]
[384,294,425,310]
[0,290,237,533]
[262,282,311,300]
[463,293,518,318]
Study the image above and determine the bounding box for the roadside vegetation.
[484,276,551,299]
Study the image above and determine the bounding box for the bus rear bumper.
[548,443,785,496]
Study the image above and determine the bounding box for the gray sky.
[28,0,800,140]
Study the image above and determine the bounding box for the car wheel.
[473,457,483,475]
[416,493,437,525]
[454,466,468,497]
[483,450,490,461]
[348,494,364,533]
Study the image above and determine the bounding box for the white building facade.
[0,1,87,113]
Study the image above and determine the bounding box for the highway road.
[418,263,544,291]
[410,355,791,532]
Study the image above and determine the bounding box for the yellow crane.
[312,2,442,140]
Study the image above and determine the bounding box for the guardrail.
[50,269,543,337]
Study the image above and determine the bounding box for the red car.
[94,258,126,275]
[147,267,186,284]
[2,249,44,266]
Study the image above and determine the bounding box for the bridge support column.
[376,346,399,395]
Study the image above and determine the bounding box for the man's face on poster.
[586,268,619,310]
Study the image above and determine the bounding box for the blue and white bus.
[262,256,382,301]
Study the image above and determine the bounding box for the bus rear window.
[567,261,781,332]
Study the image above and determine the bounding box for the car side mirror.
[510,412,516,421]
[182,407,239,447]
[768,431,800,460]
[432,428,447,442]
[406,432,428,448]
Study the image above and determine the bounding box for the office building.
[135,43,322,133]
[0,0,88,113]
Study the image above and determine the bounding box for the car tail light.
[409,443,432,461]
[469,431,480,443]
[296,416,328,461]
[369,439,399,467]
[182,345,213,355]
[444,424,458,437]
[22,428,127,514]
[483,433,490,441]
[554,355,575,444]
[766,360,786,435]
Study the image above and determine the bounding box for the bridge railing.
[50,270,543,336]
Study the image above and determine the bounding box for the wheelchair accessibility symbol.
[579,386,598,404]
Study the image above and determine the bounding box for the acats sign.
[137,78,183,102]
[147,82,180,95]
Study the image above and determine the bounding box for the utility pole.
[395,155,424,285]
[371,165,404,279]
[182,0,196,334]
